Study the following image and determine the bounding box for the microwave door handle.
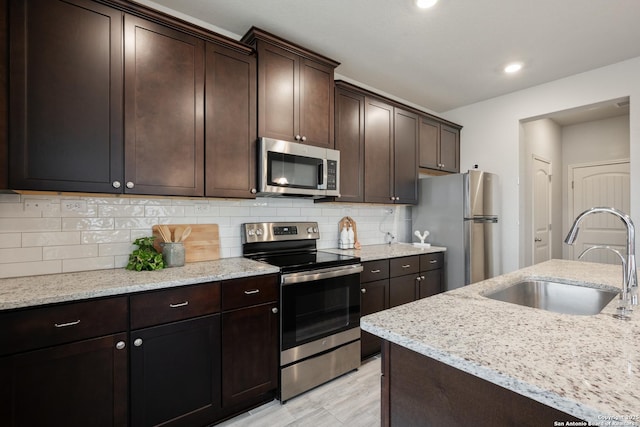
[318,159,327,190]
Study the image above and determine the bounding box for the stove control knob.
[247,229,255,236]
[256,229,263,236]
[307,227,314,234]
[313,227,318,233]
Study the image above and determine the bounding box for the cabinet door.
[334,87,365,202]
[418,270,443,299]
[0,333,128,426]
[419,116,441,170]
[205,43,257,198]
[257,43,299,142]
[393,108,419,204]
[299,59,335,148]
[389,275,417,308]
[364,97,394,204]
[9,0,123,193]
[361,279,388,359]
[130,315,221,427]
[440,124,460,173]
[222,303,278,407]
[124,15,205,196]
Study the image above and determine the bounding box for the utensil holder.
[161,242,185,267]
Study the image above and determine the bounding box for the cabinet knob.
[115,341,126,350]
[295,135,301,141]
[361,288,367,294]
[134,338,143,347]
[126,181,135,189]
[301,136,307,142]
[272,307,279,314]
[416,276,422,282]
[421,275,426,280]
[250,188,257,194]
[112,181,121,189]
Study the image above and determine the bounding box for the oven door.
[280,264,362,353]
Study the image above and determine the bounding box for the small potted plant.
[126,237,165,271]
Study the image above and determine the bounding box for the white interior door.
[569,160,630,264]
[532,156,551,264]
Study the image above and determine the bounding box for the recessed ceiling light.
[416,0,438,9]
[504,62,523,74]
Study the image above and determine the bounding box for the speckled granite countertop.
[324,242,446,262]
[0,258,279,311]
[362,259,640,426]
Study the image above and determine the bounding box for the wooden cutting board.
[152,224,220,263]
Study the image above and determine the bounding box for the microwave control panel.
[327,160,337,191]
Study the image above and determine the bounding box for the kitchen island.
[361,259,640,426]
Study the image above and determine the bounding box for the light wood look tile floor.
[216,355,381,427]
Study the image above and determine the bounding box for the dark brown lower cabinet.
[382,341,582,427]
[130,314,221,427]
[221,302,278,410]
[360,278,389,359]
[0,333,128,426]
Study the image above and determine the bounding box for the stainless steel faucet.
[565,207,638,314]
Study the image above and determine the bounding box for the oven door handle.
[281,264,363,285]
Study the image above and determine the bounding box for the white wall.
[443,56,640,274]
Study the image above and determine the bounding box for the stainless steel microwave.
[258,137,340,198]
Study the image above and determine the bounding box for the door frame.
[531,154,552,265]
[566,158,630,260]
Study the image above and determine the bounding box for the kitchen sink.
[484,279,619,315]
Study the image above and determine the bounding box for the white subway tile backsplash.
[114,217,157,229]
[0,233,21,248]
[0,194,411,279]
[144,205,185,217]
[0,247,42,263]
[0,218,61,233]
[98,204,145,217]
[63,256,115,273]
[0,260,62,279]
[82,230,131,244]
[43,244,99,260]
[99,242,135,257]
[22,231,82,247]
[62,217,114,231]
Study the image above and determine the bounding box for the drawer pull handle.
[54,320,80,328]
[244,289,260,295]
[169,301,189,308]
[370,269,381,273]
[402,264,411,268]
[429,260,438,264]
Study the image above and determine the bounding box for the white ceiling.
[145,0,640,114]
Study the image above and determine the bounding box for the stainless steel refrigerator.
[412,170,500,291]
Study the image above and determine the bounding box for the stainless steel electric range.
[242,222,363,402]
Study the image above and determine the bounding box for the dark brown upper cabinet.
[364,97,394,204]
[419,116,461,174]
[9,0,253,197]
[204,43,257,198]
[242,27,339,149]
[334,84,365,202]
[393,107,419,204]
[9,0,124,193]
[124,15,205,197]
[363,98,418,204]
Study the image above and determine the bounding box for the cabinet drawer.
[0,296,128,356]
[222,274,278,311]
[361,260,390,282]
[130,282,220,330]
[420,252,444,272]
[390,256,420,277]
